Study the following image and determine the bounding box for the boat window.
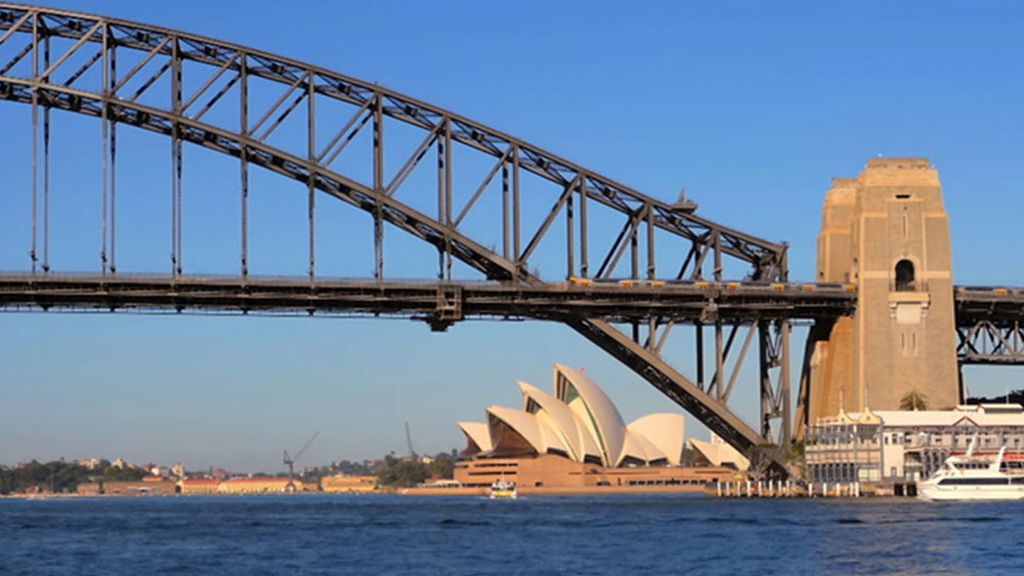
[937,477,1010,486]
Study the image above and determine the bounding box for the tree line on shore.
[1,451,461,494]
[0,460,145,495]
[304,451,458,488]
[967,389,1024,405]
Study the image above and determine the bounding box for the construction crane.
[405,422,417,460]
[283,431,320,485]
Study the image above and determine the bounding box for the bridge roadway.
[1,273,1021,327]
[0,273,851,320]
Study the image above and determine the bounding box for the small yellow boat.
[489,475,517,499]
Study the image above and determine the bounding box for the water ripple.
[2,494,1023,575]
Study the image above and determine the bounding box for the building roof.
[554,364,627,467]
[456,421,493,453]
[486,405,571,457]
[518,381,601,462]
[458,364,686,468]
[627,413,685,466]
[618,429,664,466]
[689,434,750,472]
[817,404,1024,428]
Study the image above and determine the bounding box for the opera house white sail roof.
[688,433,750,472]
[458,364,685,467]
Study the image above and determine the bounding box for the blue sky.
[2,1,1024,472]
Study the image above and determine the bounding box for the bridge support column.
[806,158,959,423]
[759,319,791,445]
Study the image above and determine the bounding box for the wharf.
[707,480,896,498]
[400,484,707,496]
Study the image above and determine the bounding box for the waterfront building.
[321,474,378,493]
[178,478,220,494]
[453,364,734,493]
[217,477,311,493]
[805,403,1024,483]
[102,480,178,495]
[75,483,101,495]
[177,477,318,494]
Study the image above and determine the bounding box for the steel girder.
[0,4,794,471]
[0,275,856,321]
[957,321,1024,365]
[954,290,1024,364]
[0,4,787,282]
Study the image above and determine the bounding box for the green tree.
[427,455,455,480]
[746,444,784,481]
[900,390,928,411]
[331,460,372,476]
[0,460,93,494]
[378,460,429,488]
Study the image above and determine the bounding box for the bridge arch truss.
[0,4,796,470]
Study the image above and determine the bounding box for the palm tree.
[900,390,928,411]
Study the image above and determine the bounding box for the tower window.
[895,259,915,291]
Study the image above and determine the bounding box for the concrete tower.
[807,158,959,424]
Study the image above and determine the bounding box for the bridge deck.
[0,274,855,321]
[1,274,1020,325]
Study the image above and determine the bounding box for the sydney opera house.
[451,364,734,494]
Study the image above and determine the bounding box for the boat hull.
[918,483,1024,501]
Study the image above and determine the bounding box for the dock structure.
[708,479,925,498]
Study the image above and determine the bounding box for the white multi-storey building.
[805,403,1024,483]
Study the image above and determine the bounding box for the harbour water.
[2,494,1023,575]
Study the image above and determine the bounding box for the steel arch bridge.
[2,4,1022,474]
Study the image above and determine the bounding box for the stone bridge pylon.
[799,158,960,435]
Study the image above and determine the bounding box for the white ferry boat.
[918,446,1024,501]
[489,474,517,499]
